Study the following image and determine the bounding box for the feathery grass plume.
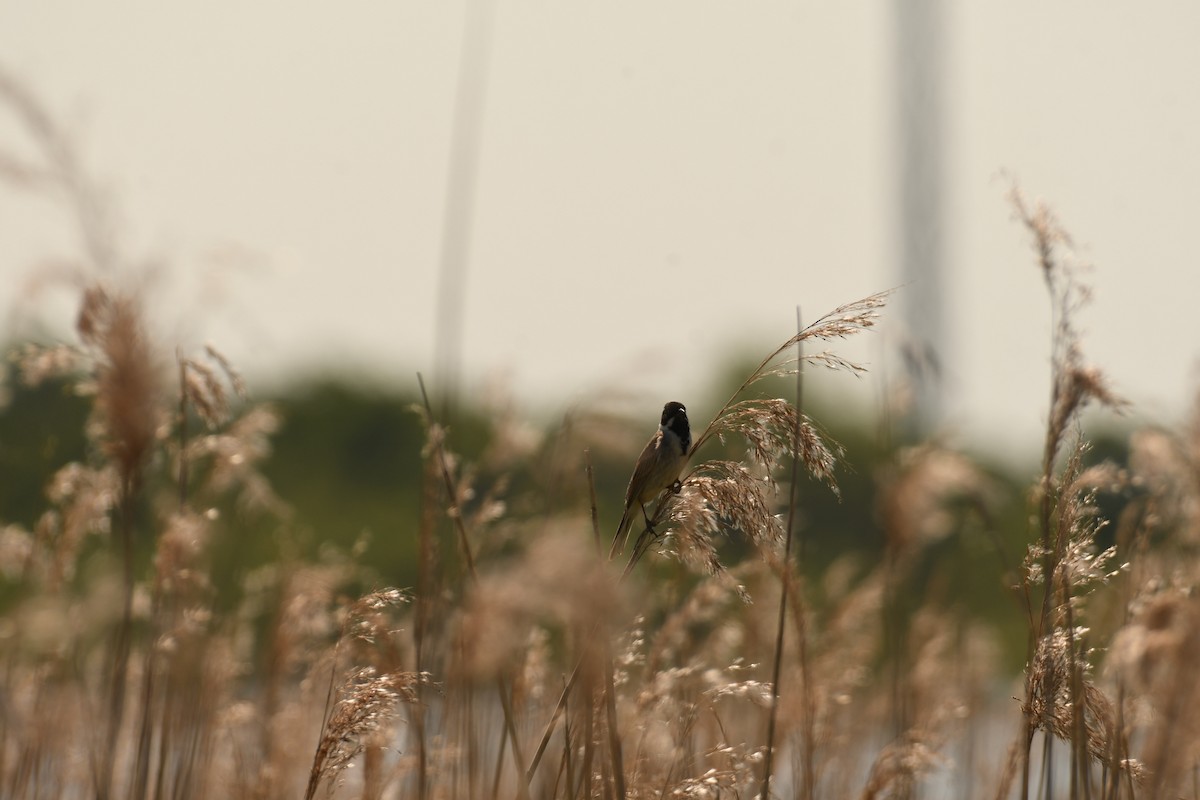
[626,293,888,578]
[174,342,280,518]
[689,291,889,468]
[878,443,996,559]
[0,524,34,580]
[1,88,166,797]
[1008,186,1126,477]
[644,576,746,678]
[1023,626,1141,778]
[791,561,888,795]
[414,384,539,800]
[458,528,619,681]
[664,462,781,585]
[29,462,119,589]
[246,560,352,795]
[304,666,423,800]
[859,732,945,800]
[12,343,84,389]
[183,404,286,516]
[1108,582,1200,795]
[133,505,236,799]
[412,395,480,581]
[1106,404,1200,798]
[690,291,890,463]
[178,344,247,432]
[77,285,163,486]
[619,654,768,796]
[72,285,166,800]
[1005,185,1131,800]
[1122,424,1200,551]
[1022,443,1124,615]
[1018,440,1137,792]
[305,587,416,800]
[2,100,169,786]
[660,742,765,799]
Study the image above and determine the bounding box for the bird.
[610,401,691,559]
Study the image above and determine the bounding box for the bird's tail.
[609,507,633,561]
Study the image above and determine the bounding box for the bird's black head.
[660,401,691,451]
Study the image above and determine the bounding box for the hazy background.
[2,2,1198,463]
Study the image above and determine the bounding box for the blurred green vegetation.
[0,356,1137,670]
[0,376,91,530]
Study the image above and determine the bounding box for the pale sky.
[2,3,1198,463]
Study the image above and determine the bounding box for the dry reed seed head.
[341,587,410,657]
[617,616,648,669]
[794,290,891,345]
[1053,489,1124,600]
[1110,582,1200,693]
[1046,364,1125,456]
[1070,460,1126,497]
[152,510,214,596]
[701,666,772,708]
[878,613,988,783]
[458,527,620,679]
[75,286,164,480]
[1127,427,1200,543]
[1025,627,1145,780]
[308,666,426,793]
[662,464,783,583]
[203,342,246,398]
[1022,528,1122,607]
[706,397,846,495]
[75,284,113,346]
[0,524,34,580]
[1024,441,1124,603]
[473,391,544,472]
[182,359,229,429]
[1070,364,1125,412]
[804,564,887,724]
[276,565,346,673]
[859,731,947,800]
[186,405,287,515]
[802,350,871,375]
[661,744,764,799]
[12,342,84,387]
[1128,428,1188,494]
[1008,185,1074,282]
[633,657,763,767]
[904,609,961,715]
[878,444,994,555]
[416,415,453,466]
[35,462,119,587]
[643,577,756,685]
[1114,588,1200,791]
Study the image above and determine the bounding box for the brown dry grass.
[3,76,1200,800]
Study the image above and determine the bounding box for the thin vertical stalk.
[417,374,530,800]
[587,450,626,798]
[413,391,441,800]
[762,308,809,800]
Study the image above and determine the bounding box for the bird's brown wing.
[611,431,663,559]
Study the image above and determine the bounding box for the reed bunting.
[610,401,691,559]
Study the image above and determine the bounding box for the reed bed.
[3,79,1200,800]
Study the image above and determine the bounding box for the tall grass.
[3,77,1200,799]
